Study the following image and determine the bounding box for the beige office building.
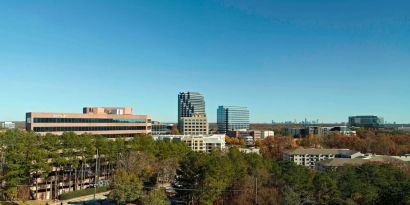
[26,107,151,137]
[179,113,209,135]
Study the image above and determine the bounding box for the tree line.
[0,129,409,204]
[257,129,410,159]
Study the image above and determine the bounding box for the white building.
[283,148,363,169]
[1,121,15,129]
[153,134,225,153]
[239,135,254,146]
[261,130,274,139]
[239,147,260,155]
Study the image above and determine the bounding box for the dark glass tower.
[178,92,206,121]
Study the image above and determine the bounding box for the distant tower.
[217,106,250,134]
[178,92,208,135]
[178,92,205,121]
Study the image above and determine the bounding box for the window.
[33,117,146,123]
[33,126,147,132]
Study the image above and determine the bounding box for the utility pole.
[94,148,98,201]
[255,177,258,205]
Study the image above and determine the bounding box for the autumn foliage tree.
[225,136,245,146]
[322,130,410,155]
[259,136,295,159]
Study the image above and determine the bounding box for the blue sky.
[1,0,409,123]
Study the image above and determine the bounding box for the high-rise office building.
[217,106,250,133]
[178,92,205,120]
[348,115,384,128]
[178,92,208,135]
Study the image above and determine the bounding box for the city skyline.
[1,1,410,123]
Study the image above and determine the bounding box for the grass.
[58,187,110,200]
[0,201,46,205]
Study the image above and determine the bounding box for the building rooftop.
[318,155,406,167]
[284,148,360,155]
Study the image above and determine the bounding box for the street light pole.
[94,148,98,201]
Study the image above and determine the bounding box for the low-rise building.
[316,154,408,171]
[398,127,410,133]
[152,135,185,142]
[1,121,16,129]
[239,147,260,155]
[227,130,274,141]
[283,126,355,138]
[239,135,254,146]
[153,134,225,153]
[283,148,363,169]
[226,129,250,138]
[348,115,384,128]
[151,121,173,135]
[261,130,274,139]
[283,127,304,137]
[250,130,275,140]
[26,107,151,137]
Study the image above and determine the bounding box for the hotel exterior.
[26,107,152,136]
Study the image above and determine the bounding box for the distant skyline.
[1,0,410,123]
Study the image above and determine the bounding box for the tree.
[171,125,180,135]
[0,129,30,200]
[260,136,294,159]
[31,133,51,199]
[108,170,143,205]
[199,151,234,204]
[276,161,314,204]
[141,188,170,205]
[313,173,340,204]
[176,152,209,203]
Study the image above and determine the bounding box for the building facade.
[26,107,151,137]
[1,121,16,129]
[217,106,250,134]
[179,113,208,135]
[316,155,406,172]
[250,130,275,140]
[178,92,208,135]
[183,135,225,153]
[178,92,205,120]
[348,115,384,128]
[226,129,251,138]
[153,134,225,153]
[283,126,355,138]
[283,148,362,169]
[151,121,173,135]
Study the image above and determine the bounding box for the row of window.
[33,126,147,132]
[184,126,207,128]
[33,118,147,123]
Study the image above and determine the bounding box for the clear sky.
[1,0,409,123]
